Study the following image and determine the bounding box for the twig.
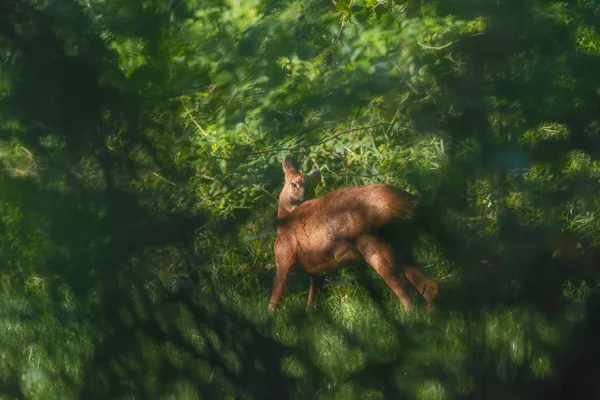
[325,6,348,56]
[181,100,209,137]
[19,146,35,161]
[252,184,277,201]
[152,172,176,186]
[331,17,346,51]
[391,61,418,94]
[335,172,391,177]
[418,41,454,50]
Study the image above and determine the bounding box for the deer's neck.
[277,191,297,221]
[277,203,294,220]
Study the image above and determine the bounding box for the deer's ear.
[282,157,296,175]
[305,170,322,188]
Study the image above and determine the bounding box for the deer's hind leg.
[387,232,439,309]
[306,275,325,312]
[356,235,414,311]
[403,266,439,309]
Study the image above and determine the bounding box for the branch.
[329,15,346,53]
[208,123,415,161]
[252,184,278,201]
[418,41,454,50]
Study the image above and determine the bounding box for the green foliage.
[1,0,600,398]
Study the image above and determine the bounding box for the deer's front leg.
[270,236,297,312]
[268,265,290,311]
[269,246,296,311]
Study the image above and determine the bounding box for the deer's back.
[280,183,417,251]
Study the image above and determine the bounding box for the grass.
[207,267,506,399]
[211,260,578,399]
[0,252,577,400]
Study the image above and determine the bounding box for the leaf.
[336,0,351,12]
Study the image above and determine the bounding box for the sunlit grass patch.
[416,380,446,400]
[309,324,366,380]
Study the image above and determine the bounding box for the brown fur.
[268,157,439,312]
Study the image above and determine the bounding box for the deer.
[268,157,439,312]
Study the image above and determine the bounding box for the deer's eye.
[291,182,298,189]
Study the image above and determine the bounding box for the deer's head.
[278,157,321,217]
